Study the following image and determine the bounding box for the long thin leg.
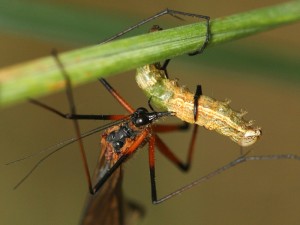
[46,71,137,194]
[101,9,210,56]
[51,49,93,193]
[153,10,211,76]
[161,59,171,79]
[148,129,198,203]
[154,124,198,171]
[152,119,198,171]
[148,135,158,202]
[99,78,134,114]
[29,98,126,121]
[151,153,300,204]
[160,58,204,123]
[30,79,133,122]
[147,97,155,112]
[160,64,203,123]
[193,85,202,122]
[166,9,210,56]
[32,64,135,194]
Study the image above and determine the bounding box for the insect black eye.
[135,107,148,114]
[132,107,150,127]
[134,116,150,127]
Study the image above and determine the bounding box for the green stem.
[1,1,300,107]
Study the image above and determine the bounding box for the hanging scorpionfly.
[7,9,214,225]
[8,6,300,225]
[7,8,300,225]
[22,52,201,225]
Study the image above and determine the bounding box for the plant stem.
[1,1,300,107]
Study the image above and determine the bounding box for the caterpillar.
[135,62,262,147]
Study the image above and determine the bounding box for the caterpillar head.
[238,128,262,147]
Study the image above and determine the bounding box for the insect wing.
[79,142,124,225]
[79,125,144,225]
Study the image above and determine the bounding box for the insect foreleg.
[193,85,203,122]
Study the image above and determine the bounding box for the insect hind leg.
[160,59,171,79]
[148,127,199,204]
[29,98,122,120]
[157,10,210,77]
[193,85,203,122]
[101,9,210,56]
[99,78,134,113]
[165,9,210,56]
[50,49,93,194]
[154,123,198,172]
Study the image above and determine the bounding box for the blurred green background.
[1,0,300,225]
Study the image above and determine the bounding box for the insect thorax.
[101,122,148,163]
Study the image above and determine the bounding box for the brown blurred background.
[0,0,300,225]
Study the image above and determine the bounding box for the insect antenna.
[6,50,130,192]
[7,115,130,189]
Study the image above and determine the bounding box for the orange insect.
[11,50,198,224]
[7,8,300,225]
